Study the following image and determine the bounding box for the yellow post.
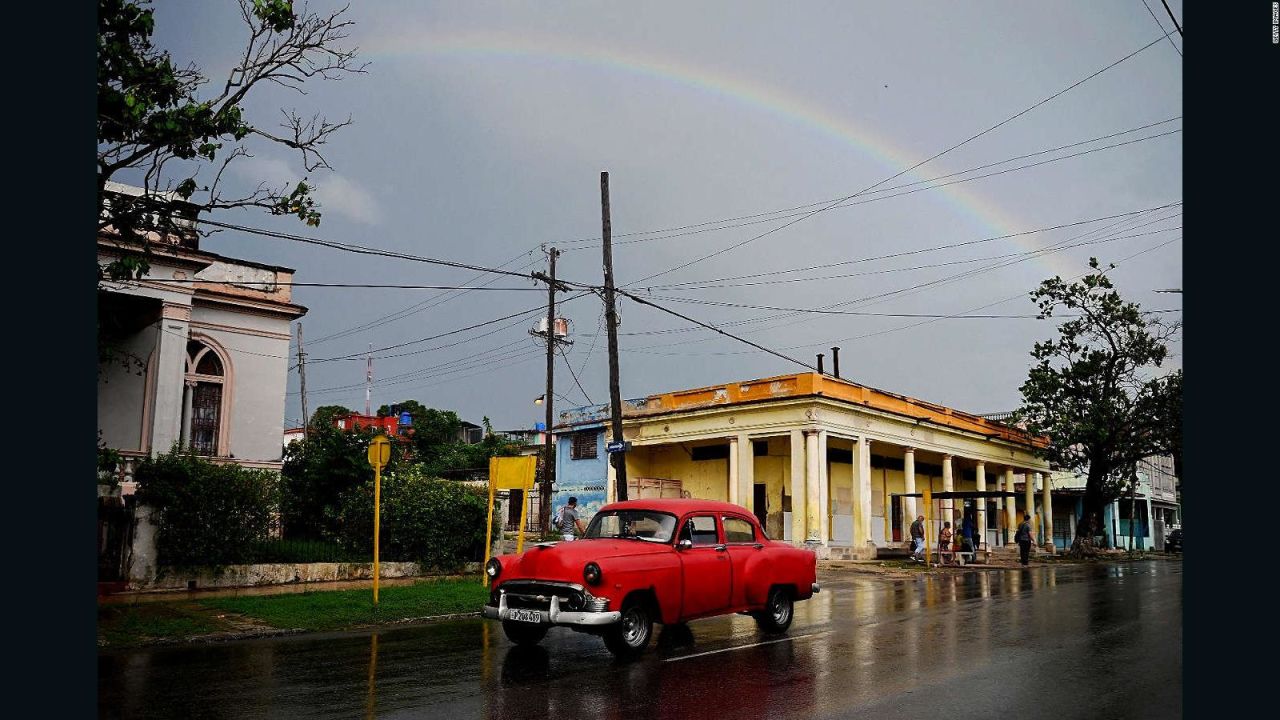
[367,434,391,607]
[923,487,932,569]
[483,476,497,587]
[373,463,381,605]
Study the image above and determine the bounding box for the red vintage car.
[482,498,820,657]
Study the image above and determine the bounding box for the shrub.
[135,450,280,567]
[333,466,489,570]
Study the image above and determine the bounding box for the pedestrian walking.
[939,521,953,564]
[556,496,586,541]
[909,514,925,561]
[1016,511,1034,566]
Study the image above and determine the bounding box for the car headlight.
[583,562,602,586]
[485,558,502,579]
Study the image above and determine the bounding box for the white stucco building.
[97,183,306,486]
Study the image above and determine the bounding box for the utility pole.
[297,322,309,439]
[542,247,559,532]
[601,171,628,501]
[365,343,373,416]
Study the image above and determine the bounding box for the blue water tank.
[534,422,546,431]
[399,411,412,426]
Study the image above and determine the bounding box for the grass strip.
[198,576,488,632]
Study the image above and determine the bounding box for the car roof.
[599,498,758,520]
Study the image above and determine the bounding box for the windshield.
[584,510,678,543]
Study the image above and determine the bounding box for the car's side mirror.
[677,538,693,551]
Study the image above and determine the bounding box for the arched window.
[185,339,228,456]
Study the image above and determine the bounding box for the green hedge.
[333,466,489,569]
[135,451,279,567]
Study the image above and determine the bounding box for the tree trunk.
[1069,465,1108,557]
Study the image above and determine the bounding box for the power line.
[615,288,819,372]
[308,305,547,363]
[1159,0,1183,36]
[611,208,1180,342]
[308,250,542,346]
[1140,0,1182,57]
[625,31,1175,286]
[138,279,549,290]
[642,204,1182,291]
[559,117,1181,252]
[196,217,549,282]
[558,344,594,404]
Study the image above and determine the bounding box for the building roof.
[557,371,1047,449]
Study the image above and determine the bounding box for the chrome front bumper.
[482,592,622,626]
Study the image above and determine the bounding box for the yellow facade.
[560,372,1048,559]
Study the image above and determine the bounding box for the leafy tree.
[308,404,353,431]
[280,422,409,540]
[97,0,365,281]
[1017,259,1182,556]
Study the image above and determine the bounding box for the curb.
[99,611,485,650]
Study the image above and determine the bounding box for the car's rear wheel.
[603,599,652,657]
[755,586,794,634]
[502,620,549,646]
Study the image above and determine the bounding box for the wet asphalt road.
[99,561,1181,719]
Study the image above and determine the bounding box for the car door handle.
[714,544,727,552]
[753,543,764,550]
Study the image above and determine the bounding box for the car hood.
[500,538,670,580]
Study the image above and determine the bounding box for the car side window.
[680,515,720,546]
[722,516,755,544]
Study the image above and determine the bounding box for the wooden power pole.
[542,247,559,531]
[297,322,309,439]
[601,171,628,501]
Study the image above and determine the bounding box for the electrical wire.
[624,31,1176,286]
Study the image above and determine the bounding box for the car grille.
[494,581,586,611]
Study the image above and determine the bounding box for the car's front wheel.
[502,620,549,646]
[603,600,652,657]
[755,586,794,634]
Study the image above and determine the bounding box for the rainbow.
[369,29,1090,278]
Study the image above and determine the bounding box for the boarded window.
[691,444,730,461]
[571,432,598,460]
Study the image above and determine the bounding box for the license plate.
[508,608,542,624]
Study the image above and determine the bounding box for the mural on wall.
[553,480,607,528]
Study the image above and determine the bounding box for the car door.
[676,513,731,619]
[722,513,764,609]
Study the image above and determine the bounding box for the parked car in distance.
[482,498,820,657]
[1164,527,1182,553]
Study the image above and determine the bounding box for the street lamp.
[534,394,545,405]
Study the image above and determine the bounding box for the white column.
[857,437,872,546]
[941,454,954,529]
[179,380,195,449]
[817,430,829,542]
[975,461,987,548]
[606,449,618,504]
[903,448,917,533]
[1041,472,1054,552]
[805,431,820,542]
[149,303,190,454]
[994,470,1005,546]
[728,436,740,506]
[737,433,754,512]
[1005,468,1017,536]
[790,429,807,544]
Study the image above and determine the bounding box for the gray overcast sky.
[141,0,1183,430]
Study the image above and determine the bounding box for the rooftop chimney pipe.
[816,353,825,375]
[831,347,841,378]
